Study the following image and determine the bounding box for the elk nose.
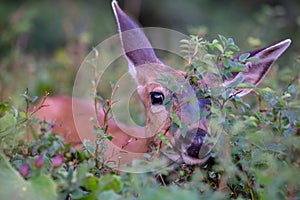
[185,128,207,158]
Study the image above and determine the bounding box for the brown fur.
[33,1,291,168]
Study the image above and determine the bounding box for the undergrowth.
[0,35,299,200]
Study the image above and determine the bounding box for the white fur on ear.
[224,39,291,97]
[256,39,291,61]
[112,0,162,72]
[127,60,137,80]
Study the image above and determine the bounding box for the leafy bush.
[0,35,299,200]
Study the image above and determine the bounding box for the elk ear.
[112,1,162,76]
[224,39,291,97]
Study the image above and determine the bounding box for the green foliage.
[0,153,57,200]
[161,35,300,199]
[1,33,299,200]
[0,1,299,199]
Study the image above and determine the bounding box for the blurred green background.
[0,0,299,103]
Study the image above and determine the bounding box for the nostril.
[186,128,207,158]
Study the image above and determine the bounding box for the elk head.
[112,1,291,165]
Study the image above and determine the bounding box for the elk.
[34,0,291,169]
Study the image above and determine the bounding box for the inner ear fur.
[223,39,291,97]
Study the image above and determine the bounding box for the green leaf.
[30,175,57,199]
[0,103,10,114]
[163,94,171,106]
[212,39,224,53]
[227,38,235,45]
[170,112,182,128]
[229,62,246,72]
[227,38,240,52]
[235,82,255,89]
[77,162,90,180]
[0,113,17,137]
[170,122,179,133]
[238,53,250,62]
[264,92,273,101]
[84,176,99,191]
[106,135,113,141]
[228,77,243,88]
[222,88,232,100]
[218,35,227,46]
[98,174,123,193]
[211,86,225,98]
[0,153,57,200]
[223,58,230,68]
[81,177,100,200]
[0,153,28,200]
[157,132,172,147]
[97,190,121,200]
[245,57,259,63]
[180,39,190,45]
[281,93,291,100]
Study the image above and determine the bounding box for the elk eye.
[150,92,164,105]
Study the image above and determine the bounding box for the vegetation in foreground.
[0,35,299,200]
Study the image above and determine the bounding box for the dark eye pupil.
[150,92,164,105]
